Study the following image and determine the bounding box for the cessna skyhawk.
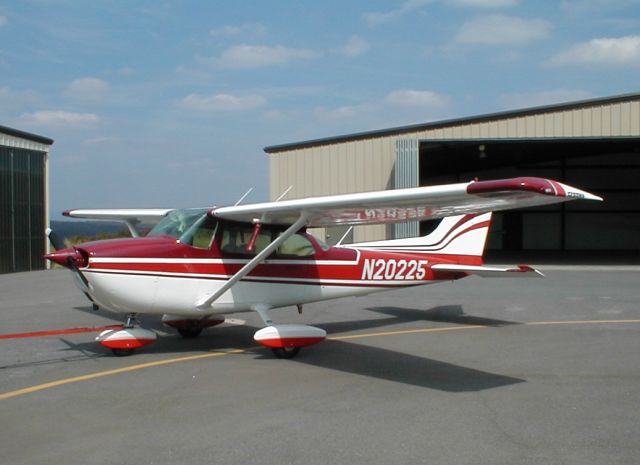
[46,177,601,358]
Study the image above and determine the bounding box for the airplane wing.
[62,209,174,237]
[212,177,601,226]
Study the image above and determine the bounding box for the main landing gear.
[252,305,326,359]
[95,313,157,356]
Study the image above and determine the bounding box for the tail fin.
[352,213,492,264]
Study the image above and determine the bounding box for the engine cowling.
[254,324,326,349]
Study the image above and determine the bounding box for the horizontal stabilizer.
[63,208,175,237]
[432,264,544,278]
[63,208,174,222]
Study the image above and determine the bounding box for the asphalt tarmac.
[1,268,639,465]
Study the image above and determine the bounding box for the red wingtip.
[467,177,560,197]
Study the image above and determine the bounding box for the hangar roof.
[264,92,640,154]
[0,124,54,145]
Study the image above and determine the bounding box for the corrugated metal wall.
[269,98,640,242]
[393,139,419,238]
[0,146,47,274]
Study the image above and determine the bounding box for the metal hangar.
[0,125,54,274]
[265,93,640,261]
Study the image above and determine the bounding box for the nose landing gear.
[95,313,157,356]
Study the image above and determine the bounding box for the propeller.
[44,229,97,308]
[46,228,66,251]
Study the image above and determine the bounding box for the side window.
[191,223,217,249]
[180,216,217,250]
[277,233,315,257]
[221,224,271,255]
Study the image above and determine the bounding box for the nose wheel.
[96,313,157,356]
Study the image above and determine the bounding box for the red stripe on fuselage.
[86,249,474,283]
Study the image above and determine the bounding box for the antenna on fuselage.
[234,188,253,206]
[275,185,293,202]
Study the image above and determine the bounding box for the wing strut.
[196,213,308,309]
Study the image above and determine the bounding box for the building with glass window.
[0,125,54,274]
[265,93,640,262]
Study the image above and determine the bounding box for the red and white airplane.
[46,177,601,358]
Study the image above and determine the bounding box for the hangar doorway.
[418,138,640,262]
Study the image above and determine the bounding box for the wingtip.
[556,182,603,202]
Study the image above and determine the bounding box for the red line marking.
[0,325,124,340]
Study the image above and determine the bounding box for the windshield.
[147,208,208,239]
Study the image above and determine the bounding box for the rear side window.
[277,233,315,257]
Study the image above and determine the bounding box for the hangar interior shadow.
[419,137,640,263]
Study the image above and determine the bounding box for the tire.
[272,346,301,359]
[177,326,203,338]
[112,348,135,356]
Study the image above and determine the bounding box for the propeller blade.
[46,228,66,251]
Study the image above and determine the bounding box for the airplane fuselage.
[55,232,463,317]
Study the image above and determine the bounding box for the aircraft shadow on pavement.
[365,305,520,327]
[257,340,525,393]
[42,305,525,393]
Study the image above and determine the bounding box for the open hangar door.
[418,138,640,263]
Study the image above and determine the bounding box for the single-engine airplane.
[46,177,601,358]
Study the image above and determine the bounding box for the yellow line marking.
[328,325,486,341]
[0,348,244,401]
[1,319,639,401]
[524,319,640,326]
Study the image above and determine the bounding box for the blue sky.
[1,1,639,217]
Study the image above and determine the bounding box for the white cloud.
[363,0,432,26]
[216,44,319,69]
[19,110,99,127]
[499,89,594,109]
[314,105,361,121]
[455,14,551,44]
[179,93,267,112]
[82,136,115,145]
[313,89,450,126]
[339,36,370,57]
[385,89,450,108]
[447,0,517,7]
[209,23,266,37]
[0,15,7,27]
[548,35,640,67]
[65,77,110,101]
[560,0,637,13]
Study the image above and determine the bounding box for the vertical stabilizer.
[352,213,493,263]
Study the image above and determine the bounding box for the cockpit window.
[147,208,208,239]
[218,223,317,258]
[220,224,271,255]
[179,215,218,249]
